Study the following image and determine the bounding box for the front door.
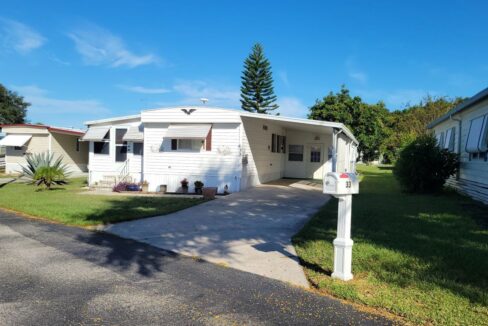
[306,144,324,179]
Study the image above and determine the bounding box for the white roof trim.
[165,124,211,139]
[84,114,140,126]
[0,134,32,147]
[123,125,144,141]
[239,111,358,144]
[82,126,110,141]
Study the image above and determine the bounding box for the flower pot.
[159,185,167,193]
[202,187,217,200]
[141,184,149,192]
[195,187,202,195]
[181,186,189,194]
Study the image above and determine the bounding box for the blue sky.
[1,0,486,128]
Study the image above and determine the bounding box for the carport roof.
[240,111,358,144]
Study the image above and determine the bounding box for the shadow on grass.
[294,168,488,306]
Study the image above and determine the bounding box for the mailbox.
[323,172,359,195]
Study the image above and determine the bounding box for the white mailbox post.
[323,172,359,281]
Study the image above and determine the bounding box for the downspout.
[332,128,343,173]
[450,115,462,180]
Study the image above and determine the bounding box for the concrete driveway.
[105,180,330,287]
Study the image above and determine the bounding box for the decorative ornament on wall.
[217,146,232,156]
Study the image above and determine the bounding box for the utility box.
[323,172,359,196]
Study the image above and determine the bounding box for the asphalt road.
[0,211,391,325]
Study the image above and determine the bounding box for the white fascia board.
[84,114,141,126]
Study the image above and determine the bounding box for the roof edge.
[427,87,488,129]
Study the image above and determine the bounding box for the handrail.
[117,159,130,183]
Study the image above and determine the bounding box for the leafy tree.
[309,86,389,162]
[0,83,29,124]
[381,96,465,163]
[394,134,459,193]
[21,152,70,189]
[240,43,278,114]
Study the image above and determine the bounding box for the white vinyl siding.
[431,97,488,204]
[143,122,241,193]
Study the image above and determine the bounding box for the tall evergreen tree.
[0,83,29,124]
[240,43,278,114]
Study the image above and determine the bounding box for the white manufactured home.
[428,87,488,204]
[83,107,358,193]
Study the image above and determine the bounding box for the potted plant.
[140,180,149,193]
[180,178,189,193]
[194,180,204,194]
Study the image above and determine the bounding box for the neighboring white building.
[428,87,488,204]
[83,107,358,193]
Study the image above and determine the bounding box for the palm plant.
[21,152,70,189]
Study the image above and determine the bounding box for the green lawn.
[293,165,488,325]
[0,178,203,226]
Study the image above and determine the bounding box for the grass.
[293,165,488,325]
[0,178,204,226]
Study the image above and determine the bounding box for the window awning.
[82,126,110,141]
[466,116,485,153]
[123,125,144,141]
[164,124,211,139]
[0,134,32,147]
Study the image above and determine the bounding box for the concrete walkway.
[105,180,329,287]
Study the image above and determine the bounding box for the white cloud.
[277,97,308,118]
[0,18,46,54]
[356,88,437,108]
[349,71,367,83]
[12,85,110,127]
[68,23,159,68]
[173,80,240,106]
[278,71,290,87]
[118,85,171,94]
[346,56,368,84]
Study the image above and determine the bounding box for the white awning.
[164,124,211,139]
[123,125,144,141]
[82,126,110,141]
[0,134,32,147]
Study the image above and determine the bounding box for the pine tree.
[240,43,278,114]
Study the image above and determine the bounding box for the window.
[171,139,204,151]
[466,115,485,153]
[76,138,80,152]
[272,134,286,153]
[133,142,143,156]
[14,146,23,151]
[310,145,321,162]
[288,145,304,161]
[94,142,109,154]
[115,129,128,162]
[444,127,455,152]
[93,130,110,155]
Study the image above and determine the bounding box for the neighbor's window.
[76,138,80,152]
[288,145,304,161]
[115,129,128,162]
[272,134,286,153]
[133,142,143,156]
[14,146,23,151]
[171,139,204,151]
[94,142,109,155]
[310,145,321,163]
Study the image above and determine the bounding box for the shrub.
[21,152,70,189]
[113,182,140,192]
[394,134,459,193]
[194,180,204,188]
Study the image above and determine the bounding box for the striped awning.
[123,125,144,141]
[164,124,211,139]
[0,134,32,147]
[82,126,110,141]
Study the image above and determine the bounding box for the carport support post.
[332,194,353,281]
